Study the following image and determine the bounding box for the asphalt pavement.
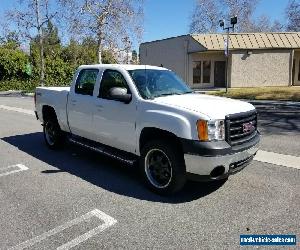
[0,96,299,249]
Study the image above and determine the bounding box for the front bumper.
[182,132,260,180]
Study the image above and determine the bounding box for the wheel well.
[139,127,183,153]
[42,105,57,123]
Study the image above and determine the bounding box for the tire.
[139,140,186,195]
[43,115,65,149]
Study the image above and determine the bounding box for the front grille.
[225,110,258,146]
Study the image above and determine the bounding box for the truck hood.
[153,93,255,119]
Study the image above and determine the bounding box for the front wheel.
[139,140,186,195]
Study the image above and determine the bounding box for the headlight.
[197,120,225,141]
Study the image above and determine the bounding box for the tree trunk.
[35,0,45,86]
[97,38,102,64]
[39,35,45,86]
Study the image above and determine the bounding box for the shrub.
[0,47,29,80]
[0,79,38,92]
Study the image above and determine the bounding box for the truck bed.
[35,87,71,132]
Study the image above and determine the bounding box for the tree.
[286,0,300,31]
[61,0,144,64]
[252,16,284,32]
[189,0,284,33]
[0,47,29,80]
[252,15,271,32]
[0,31,20,50]
[62,38,83,65]
[6,0,59,86]
[131,49,138,64]
[43,21,61,56]
[223,0,259,32]
[30,21,65,83]
[62,36,117,66]
[190,0,259,33]
[271,20,284,32]
[189,0,222,33]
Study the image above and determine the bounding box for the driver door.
[92,69,137,154]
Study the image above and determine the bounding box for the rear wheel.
[43,115,65,149]
[139,140,186,195]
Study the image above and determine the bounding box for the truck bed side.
[35,87,71,132]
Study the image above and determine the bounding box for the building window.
[203,61,211,83]
[193,60,212,84]
[193,61,201,83]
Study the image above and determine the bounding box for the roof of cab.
[78,64,168,71]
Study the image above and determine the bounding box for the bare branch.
[286,0,300,31]
[5,0,61,86]
[61,0,144,63]
[189,0,284,33]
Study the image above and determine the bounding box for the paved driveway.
[0,96,299,249]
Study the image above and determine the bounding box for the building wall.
[140,36,295,88]
[139,36,188,82]
[230,49,291,87]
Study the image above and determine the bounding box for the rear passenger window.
[75,69,99,96]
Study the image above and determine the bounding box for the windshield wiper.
[183,90,194,94]
[152,92,183,98]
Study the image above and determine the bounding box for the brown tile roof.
[191,32,300,50]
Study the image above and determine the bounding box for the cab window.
[75,69,99,96]
[98,69,130,99]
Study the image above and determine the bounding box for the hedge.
[0,79,39,92]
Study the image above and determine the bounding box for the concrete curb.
[195,90,300,105]
[244,99,300,106]
[0,91,34,97]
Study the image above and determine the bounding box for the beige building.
[140,32,300,88]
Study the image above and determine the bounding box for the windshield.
[128,69,193,99]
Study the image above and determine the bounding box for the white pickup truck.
[35,64,260,194]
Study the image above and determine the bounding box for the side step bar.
[69,136,138,165]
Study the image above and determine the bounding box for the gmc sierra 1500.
[35,64,260,194]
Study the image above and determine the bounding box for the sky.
[142,0,289,43]
[0,0,290,46]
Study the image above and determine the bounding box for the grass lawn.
[207,86,300,102]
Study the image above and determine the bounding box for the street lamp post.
[219,16,237,93]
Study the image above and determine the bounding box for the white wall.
[140,37,293,88]
[230,49,291,87]
[140,36,188,82]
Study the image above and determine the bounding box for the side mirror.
[108,87,132,104]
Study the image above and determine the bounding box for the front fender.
[136,109,194,155]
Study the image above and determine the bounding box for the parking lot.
[0,96,299,249]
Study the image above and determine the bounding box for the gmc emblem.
[243,122,254,133]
